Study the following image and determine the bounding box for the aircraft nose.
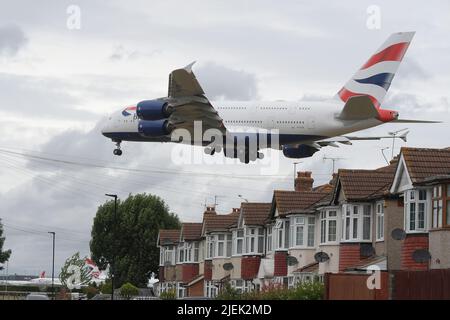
[101,117,112,136]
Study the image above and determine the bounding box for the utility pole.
[105,194,118,301]
[48,231,55,300]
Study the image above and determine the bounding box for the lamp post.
[105,194,117,301]
[48,232,55,300]
[238,195,249,203]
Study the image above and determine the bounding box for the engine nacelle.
[136,100,172,121]
[282,145,319,159]
[138,119,172,137]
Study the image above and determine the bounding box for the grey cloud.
[0,73,98,121]
[195,62,259,101]
[0,24,27,56]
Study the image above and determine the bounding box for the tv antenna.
[323,156,344,173]
[388,128,409,159]
[381,147,390,165]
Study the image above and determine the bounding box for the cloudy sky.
[0,0,449,275]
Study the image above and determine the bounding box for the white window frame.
[341,203,372,242]
[320,209,338,244]
[206,233,232,259]
[405,189,428,233]
[290,215,315,248]
[160,246,175,266]
[266,225,273,253]
[232,229,244,256]
[274,219,289,250]
[244,227,265,255]
[376,201,384,241]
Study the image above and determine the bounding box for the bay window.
[432,184,450,229]
[290,215,315,248]
[160,245,175,265]
[376,202,384,241]
[244,227,265,255]
[320,210,338,244]
[206,233,232,258]
[341,204,372,242]
[405,189,428,232]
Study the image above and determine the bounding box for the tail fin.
[40,271,45,278]
[337,32,415,108]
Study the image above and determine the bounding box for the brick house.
[326,159,402,273]
[156,229,180,294]
[230,202,272,293]
[267,171,332,287]
[202,208,240,298]
[390,147,450,270]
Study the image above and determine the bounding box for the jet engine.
[282,145,319,159]
[138,119,172,136]
[136,100,173,121]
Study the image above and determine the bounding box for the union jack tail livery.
[337,31,415,108]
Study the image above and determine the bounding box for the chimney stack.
[295,171,314,192]
[232,208,240,213]
[329,173,338,186]
[204,206,216,215]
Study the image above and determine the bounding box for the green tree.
[90,193,180,287]
[119,282,139,300]
[0,219,12,270]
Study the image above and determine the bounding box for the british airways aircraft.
[101,32,438,163]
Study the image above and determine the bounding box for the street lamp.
[105,194,118,301]
[48,231,55,300]
[238,195,249,203]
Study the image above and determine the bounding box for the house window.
[205,281,218,298]
[341,204,372,242]
[217,234,226,257]
[376,202,384,241]
[160,245,175,265]
[405,189,428,232]
[245,227,264,254]
[233,229,244,255]
[226,234,232,257]
[275,220,289,250]
[291,216,315,248]
[432,184,450,228]
[266,226,273,253]
[177,243,184,263]
[206,236,215,259]
[320,210,338,244]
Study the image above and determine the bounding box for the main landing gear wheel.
[113,140,122,156]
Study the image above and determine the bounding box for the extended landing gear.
[113,140,122,156]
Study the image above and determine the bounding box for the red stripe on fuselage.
[338,88,380,108]
[361,42,410,70]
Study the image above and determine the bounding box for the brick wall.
[182,264,199,283]
[401,233,429,271]
[274,251,287,277]
[241,256,261,280]
[187,279,204,297]
[339,243,362,272]
[204,260,213,281]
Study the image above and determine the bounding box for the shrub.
[119,282,139,300]
[159,288,177,300]
[83,285,99,299]
[216,282,241,300]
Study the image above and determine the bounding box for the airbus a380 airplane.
[102,32,438,163]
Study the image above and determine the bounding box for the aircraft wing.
[167,62,226,136]
[316,131,408,147]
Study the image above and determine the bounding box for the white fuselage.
[101,99,383,148]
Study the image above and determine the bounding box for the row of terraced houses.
[156,147,450,298]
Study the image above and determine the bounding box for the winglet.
[184,61,196,73]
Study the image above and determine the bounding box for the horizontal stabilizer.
[392,119,442,123]
[338,95,379,120]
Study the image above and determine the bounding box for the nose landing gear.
[113,140,123,156]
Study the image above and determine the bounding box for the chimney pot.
[295,171,314,191]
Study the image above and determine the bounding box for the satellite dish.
[391,228,407,240]
[314,251,330,263]
[360,244,375,257]
[412,249,431,263]
[287,256,299,266]
[223,263,234,271]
